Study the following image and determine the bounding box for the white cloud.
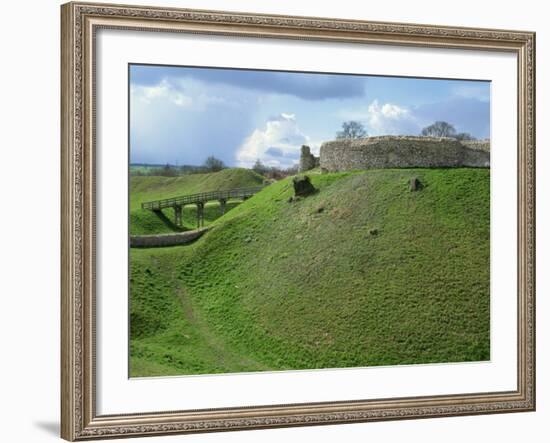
[366,100,416,134]
[339,99,419,136]
[236,113,311,168]
[131,79,193,107]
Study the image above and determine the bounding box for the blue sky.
[130,64,490,168]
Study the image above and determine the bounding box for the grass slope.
[130,168,490,376]
[130,168,265,235]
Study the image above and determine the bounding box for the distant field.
[129,168,490,376]
[130,165,160,175]
[129,168,265,234]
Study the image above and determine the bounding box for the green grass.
[129,168,265,234]
[130,168,490,376]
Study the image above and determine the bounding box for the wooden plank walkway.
[141,186,265,210]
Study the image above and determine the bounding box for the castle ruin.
[299,145,320,172]
[299,136,490,173]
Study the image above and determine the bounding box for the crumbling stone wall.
[319,136,490,172]
[299,145,320,172]
[461,139,491,152]
[130,228,208,248]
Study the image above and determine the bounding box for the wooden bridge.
[141,186,265,228]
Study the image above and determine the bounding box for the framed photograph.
[61,1,536,440]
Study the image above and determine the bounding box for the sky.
[129,64,490,169]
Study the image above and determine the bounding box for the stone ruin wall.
[299,145,320,172]
[317,136,490,172]
[460,139,491,152]
[130,229,207,248]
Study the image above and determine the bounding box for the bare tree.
[421,121,457,138]
[203,156,225,172]
[336,121,367,139]
[252,159,269,176]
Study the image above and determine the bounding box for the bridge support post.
[219,199,226,215]
[174,205,182,227]
[196,202,204,228]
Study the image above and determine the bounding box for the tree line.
[130,155,297,179]
[130,155,226,177]
[335,120,476,141]
[251,159,299,180]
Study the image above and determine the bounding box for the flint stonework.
[299,145,320,172]
[319,136,490,172]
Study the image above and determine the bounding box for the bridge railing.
[141,186,265,210]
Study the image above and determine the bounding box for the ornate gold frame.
[61,2,536,440]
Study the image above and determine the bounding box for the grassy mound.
[130,168,265,235]
[130,168,490,376]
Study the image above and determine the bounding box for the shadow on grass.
[153,209,187,232]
